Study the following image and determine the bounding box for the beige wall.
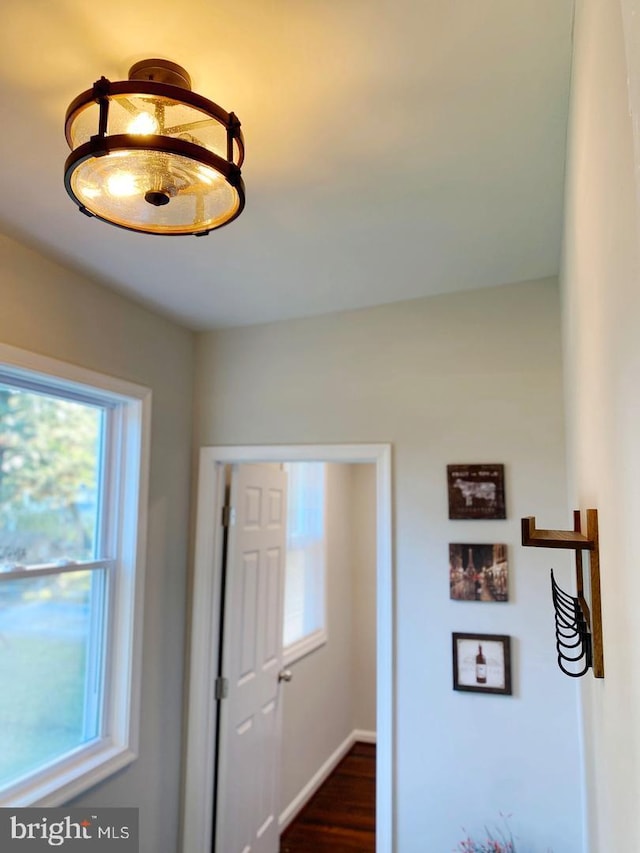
[0,232,195,853]
[194,278,583,852]
[562,1,640,849]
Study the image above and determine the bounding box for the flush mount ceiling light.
[64,59,245,236]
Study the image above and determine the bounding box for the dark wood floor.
[279,742,376,853]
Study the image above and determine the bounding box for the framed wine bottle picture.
[452,632,512,695]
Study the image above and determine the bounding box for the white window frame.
[282,462,327,666]
[0,342,151,807]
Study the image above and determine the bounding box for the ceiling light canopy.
[64,59,245,236]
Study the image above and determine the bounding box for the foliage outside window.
[0,385,103,567]
[283,462,327,663]
[0,349,149,807]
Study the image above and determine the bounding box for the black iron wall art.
[521,509,604,678]
[550,570,591,677]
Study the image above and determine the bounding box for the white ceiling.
[0,0,574,330]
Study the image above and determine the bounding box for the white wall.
[562,1,640,849]
[0,232,194,853]
[279,463,377,814]
[194,279,583,852]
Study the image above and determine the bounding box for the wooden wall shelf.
[521,509,603,679]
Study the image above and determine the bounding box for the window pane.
[283,463,325,650]
[283,548,305,647]
[0,569,105,788]
[0,384,103,566]
[287,463,325,543]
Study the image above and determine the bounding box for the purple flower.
[454,815,517,852]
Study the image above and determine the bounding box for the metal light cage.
[64,59,245,236]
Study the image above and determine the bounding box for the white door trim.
[181,443,394,853]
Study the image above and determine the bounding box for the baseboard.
[279,728,378,831]
[353,728,377,744]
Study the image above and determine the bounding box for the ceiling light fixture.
[64,59,245,236]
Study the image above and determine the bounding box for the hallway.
[280,742,375,853]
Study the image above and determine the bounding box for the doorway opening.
[181,444,393,853]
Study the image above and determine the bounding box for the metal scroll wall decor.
[521,509,604,678]
[550,569,591,677]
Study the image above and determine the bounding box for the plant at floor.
[454,814,516,852]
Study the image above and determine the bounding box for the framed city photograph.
[449,543,508,602]
[452,632,512,695]
[447,463,506,519]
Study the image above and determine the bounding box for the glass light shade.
[64,61,245,236]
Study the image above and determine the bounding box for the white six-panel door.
[215,463,288,853]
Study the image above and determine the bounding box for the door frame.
[181,443,394,853]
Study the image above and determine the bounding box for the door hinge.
[221,505,235,527]
[215,676,229,700]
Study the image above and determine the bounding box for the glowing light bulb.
[128,112,159,135]
[197,166,220,185]
[107,172,138,197]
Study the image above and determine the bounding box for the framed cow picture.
[447,464,506,520]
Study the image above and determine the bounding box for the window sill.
[283,629,327,666]
[0,741,138,808]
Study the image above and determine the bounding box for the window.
[0,344,150,807]
[283,462,326,664]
